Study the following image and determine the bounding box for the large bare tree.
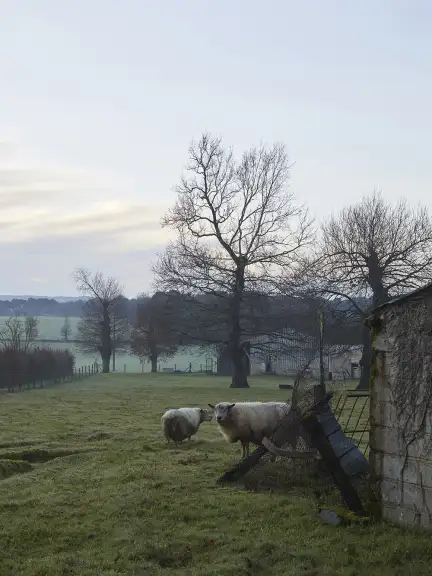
[74,269,130,373]
[308,191,432,389]
[153,133,313,387]
[130,292,179,372]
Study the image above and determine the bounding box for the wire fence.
[332,391,371,457]
[155,357,218,374]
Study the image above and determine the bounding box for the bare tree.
[73,269,129,373]
[60,316,72,342]
[130,292,179,372]
[308,191,432,389]
[0,316,39,352]
[153,133,313,387]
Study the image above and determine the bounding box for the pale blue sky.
[0,0,431,297]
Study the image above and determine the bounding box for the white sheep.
[161,407,213,445]
[208,401,290,459]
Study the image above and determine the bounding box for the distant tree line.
[0,297,140,319]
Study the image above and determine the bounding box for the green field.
[0,315,81,341]
[0,374,430,575]
[0,316,216,373]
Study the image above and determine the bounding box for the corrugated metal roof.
[372,281,432,312]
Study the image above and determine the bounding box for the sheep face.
[208,403,235,424]
[199,408,213,423]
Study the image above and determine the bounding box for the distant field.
[0,373,430,575]
[0,315,80,341]
[0,316,217,373]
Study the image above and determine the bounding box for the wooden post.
[314,310,327,403]
[217,446,268,484]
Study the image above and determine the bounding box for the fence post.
[189,362,192,373]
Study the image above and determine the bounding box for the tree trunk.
[230,346,249,388]
[150,355,158,372]
[101,302,112,374]
[102,354,111,373]
[229,261,249,388]
[357,251,387,391]
[356,324,371,390]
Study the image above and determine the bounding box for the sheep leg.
[241,443,249,459]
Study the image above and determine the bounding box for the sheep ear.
[228,403,235,410]
[208,404,215,409]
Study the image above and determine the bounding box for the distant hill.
[0,295,86,302]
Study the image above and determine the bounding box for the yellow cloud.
[0,201,173,248]
[0,142,175,251]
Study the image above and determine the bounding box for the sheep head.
[199,408,214,422]
[208,402,236,424]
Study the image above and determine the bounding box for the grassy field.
[0,374,431,575]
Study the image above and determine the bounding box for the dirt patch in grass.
[242,454,371,513]
[0,440,43,450]
[0,448,83,463]
[0,459,32,480]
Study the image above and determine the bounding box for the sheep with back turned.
[161,407,213,445]
[208,401,290,459]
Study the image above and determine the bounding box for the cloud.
[0,235,160,297]
[0,201,173,250]
[0,139,175,294]
[0,146,174,252]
